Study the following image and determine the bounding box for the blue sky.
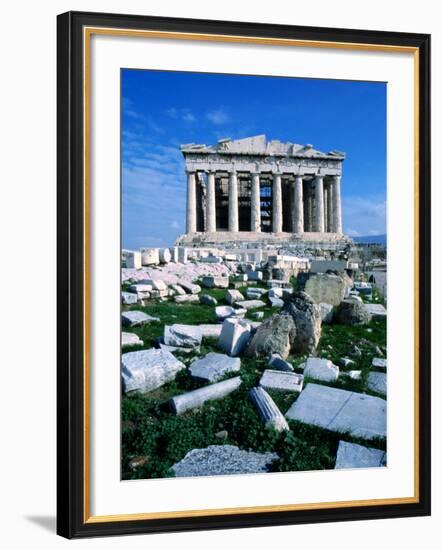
[122,70,386,249]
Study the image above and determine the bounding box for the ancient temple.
[178,135,346,245]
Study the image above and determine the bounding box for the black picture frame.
[57,10,431,539]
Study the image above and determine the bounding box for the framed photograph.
[57,11,431,538]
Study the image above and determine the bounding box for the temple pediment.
[180,135,345,160]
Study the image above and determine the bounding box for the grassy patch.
[121,286,387,479]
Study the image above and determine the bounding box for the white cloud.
[342,195,386,237]
[125,108,144,120]
[182,112,196,122]
[166,107,178,118]
[166,107,196,123]
[122,136,187,249]
[206,108,230,125]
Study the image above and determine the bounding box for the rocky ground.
[121,263,387,480]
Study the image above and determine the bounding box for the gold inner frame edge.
[82,26,421,524]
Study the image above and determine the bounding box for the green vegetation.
[122,283,387,480]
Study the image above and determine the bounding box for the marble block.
[259,369,303,392]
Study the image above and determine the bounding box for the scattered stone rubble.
[286,383,387,440]
[249,387,289,432]
[282,292,322,354]
[367,372,387,395]
[171,445,279,477]
[122,332,143,347]
[334,440,386,469]
[245,314,296,359]
[218,319,252,356]
[170,376,242,414]
[189,352,241,382]
[304,357,339,382]
[298,272,347,306]
[268,354,294,372]
[122,348,185,393]
[163,324,202,349]
[121,242,388,477]
[121,311,160,327]
[372,357,387,369]
[335,299,371,325]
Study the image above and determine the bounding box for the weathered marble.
[171,445,278,477]
[249,387,289,432]
[246,270,263,281]
[198,255,222,264]
[225,289,245,304]
[319,302,334,324]
[259,369,304,392]
[159,248,172,264]
[139,279,167,291]
[174,294,200,304]
[140,248,160,266]
[122,332,144,347]
[199,324,223,338]
[129,283,153,294]
[310,259,347,273]
[246,288,267,299]
[200,294,218,306]
[170,376,242,414]
[170,284,186,295]
[268,287,284,298]
[235,299,266,310]
[121,310,160,327]
[245,314,296,359]
[179,281,201,294]
[372,357,387,370]
[282,292,322,354]
[365,303,387,320]
[201,276,229,289]
[304,357,339,382]
[125,251,142,269]
[122,292,138,305]
[336,299,371,325]
[367,372,387,395]
[177,247,188,264]
[269,296,284,308]
[268,354,294,372]
[164,324,202,349]
[286,383,386,439]
[122,348,185,393]
[335,440,386,469]
[159,343,197,355]
[301,273,346,306]
[218,319,252,356]
[215,305,241,321]
[189,352,241,382]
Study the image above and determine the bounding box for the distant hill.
[352,234,386,245]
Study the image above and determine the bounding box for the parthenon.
[178,135,346,245]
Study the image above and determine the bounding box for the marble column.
[186,170,197,233]
[272,172,283,233]
[314,175,325,232]
[206,171,216,233]
[292,175,304,233]
[331,175,343,233]
[324,184,328,232]
[327,180,333,233]
[228,169,239,232]
[250,172,261,232]
[306,186,313,232]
